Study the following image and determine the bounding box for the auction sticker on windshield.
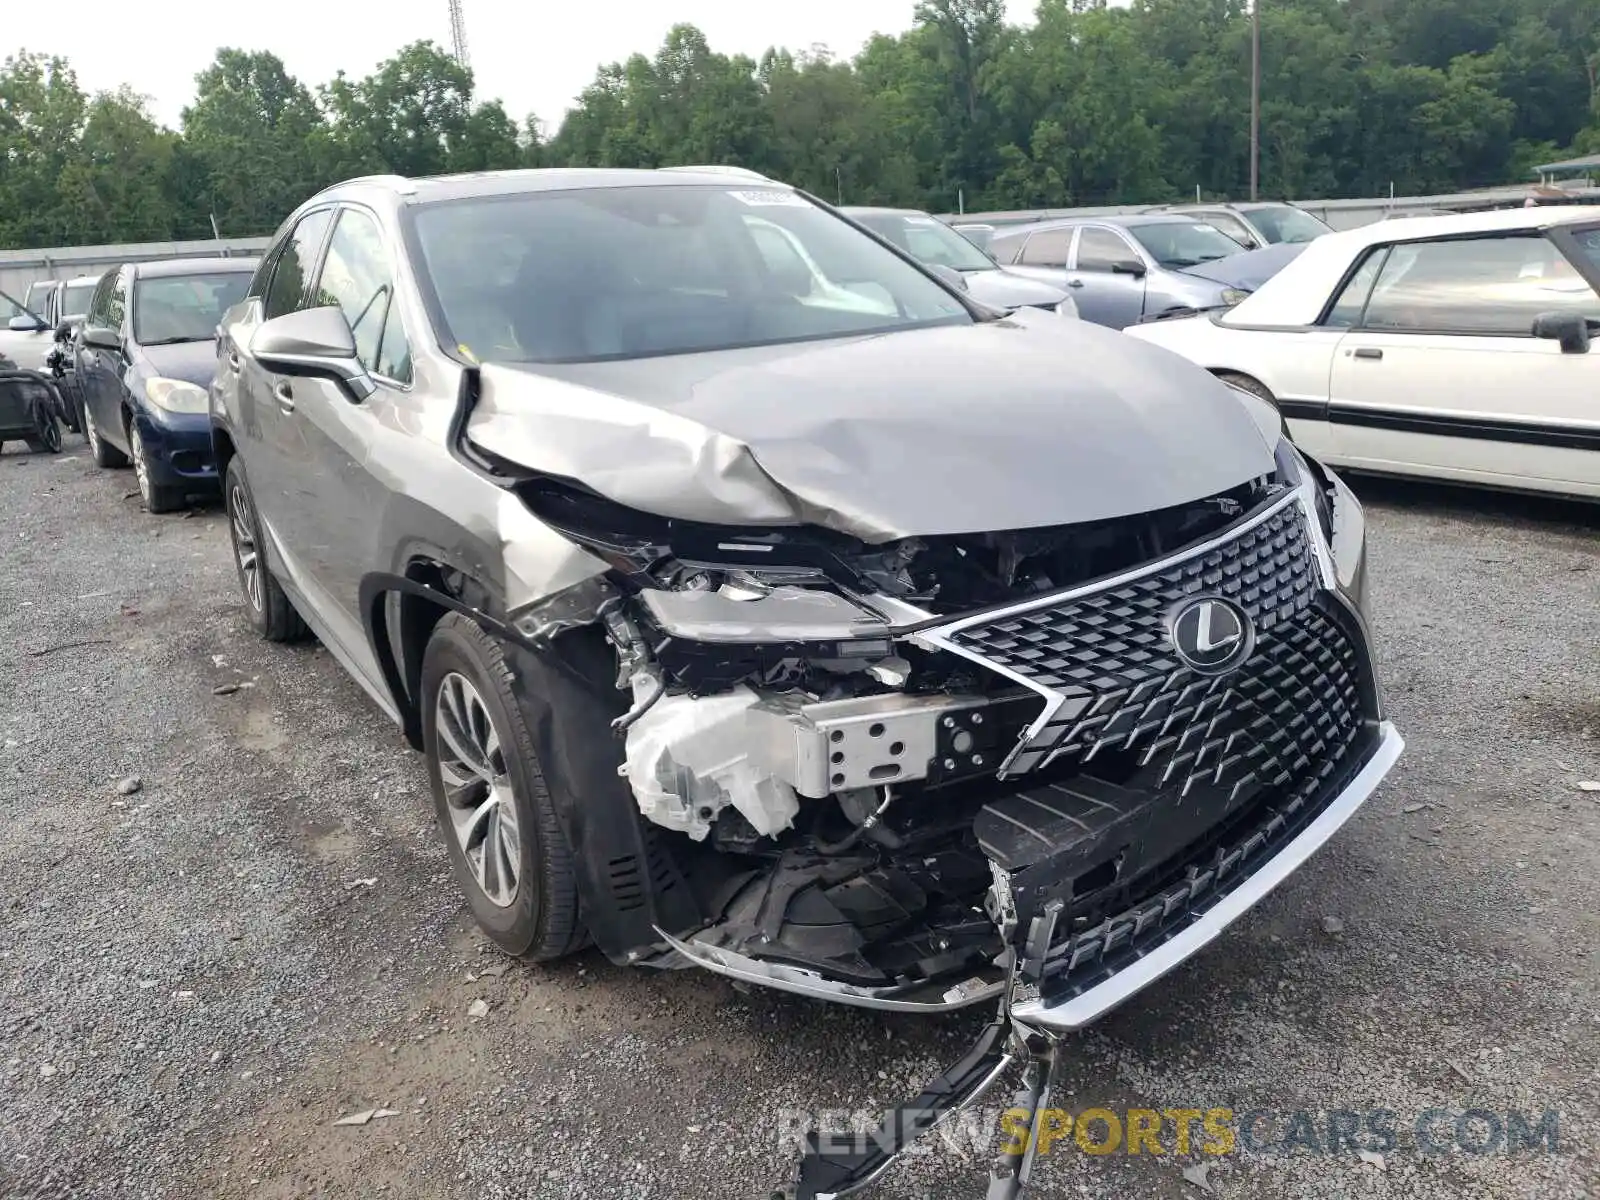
[730,190,809,206]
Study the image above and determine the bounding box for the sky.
[11,0,1033,135]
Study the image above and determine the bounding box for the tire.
[82,400,129,468]
[24,405,62,455]
[224,456,308,642]
[421,613,586,961]
[59,380,83,434]
[128,421,185,513]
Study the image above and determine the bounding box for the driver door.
[1327,232,1600,493]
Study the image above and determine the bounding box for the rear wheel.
[24,403,62,454]
[83,401,128,468]
[421,613,586,961]
[129,422,185,513]
[224,456,307,642]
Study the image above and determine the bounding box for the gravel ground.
[1,442,1596,1200]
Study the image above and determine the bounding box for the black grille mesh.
[945,499,1323,776]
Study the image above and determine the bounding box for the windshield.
[411,185,973,364]
[1247,205,1331,244]
[1127,221,1248,269]
[132,273,252,344]
[61,282,98,320]
[851,212,996,272]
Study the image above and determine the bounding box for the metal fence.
[0,237,272,303]
[943,182,1600,230]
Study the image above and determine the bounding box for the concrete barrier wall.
[0,237,272,303]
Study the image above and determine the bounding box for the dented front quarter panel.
[465,310,1279,544]
[357,361,610,615]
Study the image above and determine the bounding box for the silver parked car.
[1147,201,1333,249]
[844,206,1077,317]
[214,168,1399,1197]
[992,214,1273,327]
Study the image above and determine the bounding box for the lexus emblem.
[1169,597,1253,674]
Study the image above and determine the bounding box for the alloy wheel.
[82,405,99,456]
[131,425,151,503]
[228,482,263,613]
[433,672,521,908]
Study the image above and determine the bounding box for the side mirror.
[250,305,376,402]
[928,263,969,291]
[81,325,122,351]
[1531,311,1592,354]
[7,314,45,333]
[1111,259,1148,278]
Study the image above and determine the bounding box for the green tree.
[180,49,327,237]
[0,52,89,248]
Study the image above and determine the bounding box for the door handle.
[1066,279,1085,288]
[273,381,295,412]
[1353,347,1383,360]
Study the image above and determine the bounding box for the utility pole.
[1249,0,1260,201]
[448,0,470,72]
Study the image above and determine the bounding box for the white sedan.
[1124,207,1600,500]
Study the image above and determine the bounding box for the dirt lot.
[1,441,1596,1200]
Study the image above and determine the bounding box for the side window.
[1358,235,1599,334]
[106,274,128,331]
[313,208,413,383]
[247,241,286,300]
[1075,228,1134,271]
[263,208,334,321]
[376,297,413,383]
[1323,249,1387,328]
[991,234,1025,265]
[86,273,115,327]
[1020,230,1073,267]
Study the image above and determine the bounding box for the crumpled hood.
[962,269,1068,311]
[466,310,1277,543]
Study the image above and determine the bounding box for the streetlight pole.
[1249,0,1260,201]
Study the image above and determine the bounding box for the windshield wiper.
[138,335,209,346]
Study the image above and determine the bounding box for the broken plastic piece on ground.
[792,1021,1013,1199]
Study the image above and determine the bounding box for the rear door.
[1067,226,1148,329]
[1327,232,1600,494]
[79,272,129,450]
[225,206,336,592]
[276,204,414,646]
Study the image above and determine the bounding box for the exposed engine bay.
[504,451,1376,1018]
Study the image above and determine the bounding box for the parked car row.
[9,167,1592,1196]
[3,258,257,508]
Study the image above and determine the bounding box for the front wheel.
[420,614,586,961]
[129,422,185,513]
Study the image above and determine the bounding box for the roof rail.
[659,164,776,183]
[309,174,419,201]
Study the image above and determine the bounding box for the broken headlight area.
[503,462,1380,1015]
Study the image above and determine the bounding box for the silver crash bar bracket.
[786,884,1066,1200]
[784,721,1405,1200]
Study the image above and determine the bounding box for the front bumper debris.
[786,721,1402,1198]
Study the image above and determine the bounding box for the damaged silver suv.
[214,169,1401,1195]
